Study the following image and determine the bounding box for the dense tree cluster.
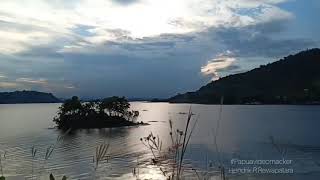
[170,48,320,104]
[53,96,139,129]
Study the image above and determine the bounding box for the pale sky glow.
[0,0,292,54]
[0,0,319,98]
[16,78,48,85]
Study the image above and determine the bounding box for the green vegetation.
[53,96,141,129]
[169,48,320,104]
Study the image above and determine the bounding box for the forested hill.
[0,91,61,104]
[169,48,320,104]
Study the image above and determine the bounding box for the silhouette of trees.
[99,96,130,116]
[170,48,320,104]
[53,96,140,129]
[60,96,82,115]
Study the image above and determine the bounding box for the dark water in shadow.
[0,103,320,179]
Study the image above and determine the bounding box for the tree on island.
[99,96,130,116]
[53,96,140,129]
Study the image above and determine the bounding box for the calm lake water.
[0,103,320,180]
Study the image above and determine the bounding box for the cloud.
[212,26,316,58]
[64,85,75,89]
[0,82,19,88]
[16,78,48,84]
[53,0,307,60]
[201,52,238,80]
[0,0,294,55]
[0,0,319,98]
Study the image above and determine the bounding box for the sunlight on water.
[0,103,320,179]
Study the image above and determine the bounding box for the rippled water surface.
[0,103,320,179]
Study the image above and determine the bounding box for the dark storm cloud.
[51,52,206,98]
[106,33,195,51]
[212,27,317,58]
[112,41,175,51]
[196,14,318,59]
[17,46,64,58]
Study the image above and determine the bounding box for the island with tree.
[53,96,143,129]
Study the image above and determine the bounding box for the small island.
[53,96,143,129]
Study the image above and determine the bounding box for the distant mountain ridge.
[0,90,61,104]
[169,48,320,104]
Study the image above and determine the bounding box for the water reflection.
[0,103,320,179]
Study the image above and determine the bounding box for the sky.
[0,0,319,98]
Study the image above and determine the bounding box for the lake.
[0,103,320,179]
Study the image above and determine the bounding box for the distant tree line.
[169,48,320,104]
